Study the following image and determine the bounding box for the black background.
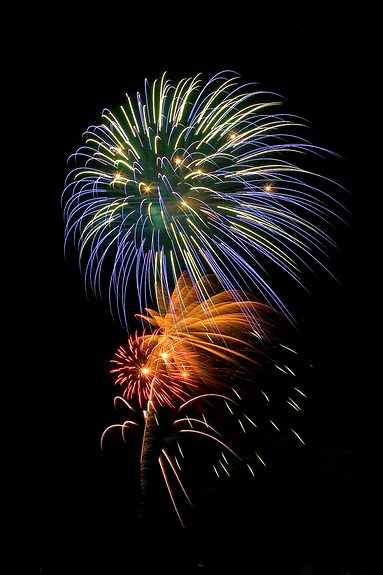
[25,8,379,574]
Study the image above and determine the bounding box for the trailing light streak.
[256,452,267,467]
[291,428,305,444]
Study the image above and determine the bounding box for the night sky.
[28,10,380,574]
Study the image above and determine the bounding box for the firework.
[112,273,273,409]
[63,71,339,328]
[104,274,288,525]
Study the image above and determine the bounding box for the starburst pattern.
[63,71,339,329]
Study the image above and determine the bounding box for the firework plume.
[63,71,339,329]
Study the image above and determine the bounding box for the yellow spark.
[244,413,257,428]
[256,453,267,467]
[161,352,168,360]
[270,419,280,431]
[261,390,270,402]
[139,183,152,193]
[219,460,230,477]
[147,202,154,226]
[287,399,301,412]
[174,158,182,166]
[238,419,246,433]
[284,365,296,376]
[141,367,150,375]
[151,77,158,124]
[291,428,305,444]
[264,183,272,192]
[158,72,166,131]
[280,344,298,355]
[225,400,233,414]
[275,364,288,374]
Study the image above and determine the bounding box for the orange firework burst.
[111,274,273,410]
[137,273,273,385]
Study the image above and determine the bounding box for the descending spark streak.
[63,71,341,329]
[159,455,186,528]
[178,429,243,460]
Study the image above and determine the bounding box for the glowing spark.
[293,387,307,397]
[284,365,296,376]
[219,460,230,476]
[280,344,298,354]
[270,419,280,431]
[287,397,301,411]
[256,452,267,466]
[238,419,246,433]
[261,390,270,402]
[291,428,305,444]
[244,413,257,428]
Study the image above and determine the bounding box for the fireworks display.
[62,71,341,528]
[63,71,339,329]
